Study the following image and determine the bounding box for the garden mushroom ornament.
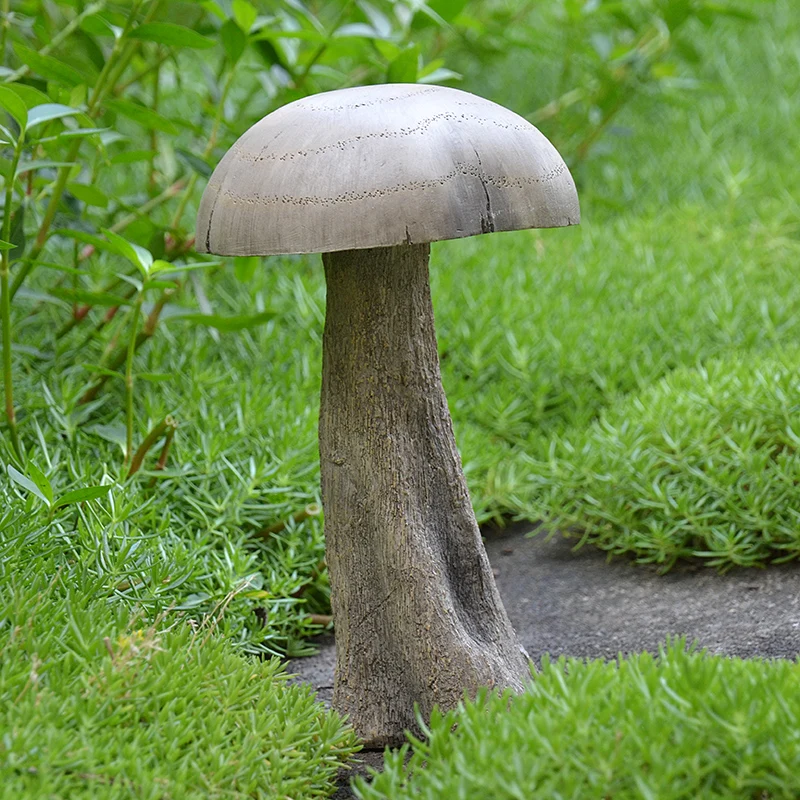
[197,84,579,747]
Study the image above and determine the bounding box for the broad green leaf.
[7,464,50,506]
[13,44,85,86]
[106,98,179,135]
[173,310,278,331]
[26,462,54,505]
[0,239,16,250]
[26,103,81,130]
[0,86,28,128]
[67,182,109,208]
[102,229,154,277]
[388,45,420,83]
[128,22,215,49]
[3,83,50,110]
[54,484,112,509]
[220,18,247,63]
[232,0,258,32]
[234,256,259,282]
[49,287,131,307]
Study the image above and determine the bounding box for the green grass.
[354,640,800,800]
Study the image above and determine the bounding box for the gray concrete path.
[287,524,800,796]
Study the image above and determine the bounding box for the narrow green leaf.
[232,0,258,32]
[81,363,125,379]
[173,310,278,331]
[49,287,131,307]
[106,98,179,135]
[142,279,178,292]
[101,229,154,277]
[128,22,215,49]
[67,182,109,208]
[110,149,155,165]
[88,423,127,452]
[137,372,173,383]
[3,83,50,109]
[220,19,247,63]
[13,44,85,86]
[26,103,81,130]
[152,259,221,274]
[54,484,112,509]
[16,160,77,175]
[0,239,16,250]
[24,260,90,276]
[176,148,213,179]
[26,462,54,505]
[388,45,420,83]
[234,256,259,282]
[0,86,28,128]
[7,464,50,506]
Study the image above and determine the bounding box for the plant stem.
[1,135,25,463]
[254,503,322,540]
[123,294,144,467]
[78,290,171,405]
[127,414,177,478]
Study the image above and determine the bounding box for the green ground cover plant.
[355,640,800,800]
[528,351,800,570]
[1,0,799,794]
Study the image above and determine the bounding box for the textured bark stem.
[320,244,530,747]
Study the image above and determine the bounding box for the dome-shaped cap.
[196,84,579,256]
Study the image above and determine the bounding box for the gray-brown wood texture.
[196,83,579,256]
[320,245,530,746]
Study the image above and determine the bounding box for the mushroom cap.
[196,84,579,256]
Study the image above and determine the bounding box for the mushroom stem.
[320,243,530,748]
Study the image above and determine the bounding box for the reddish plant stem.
[78,290,172,405]
[127,415,177,478]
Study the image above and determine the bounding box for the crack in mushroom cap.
[196,83,580,256]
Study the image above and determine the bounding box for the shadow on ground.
[287,523,800,798]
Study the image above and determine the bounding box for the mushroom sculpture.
[197,84,579,747]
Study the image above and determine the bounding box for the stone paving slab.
[286,524,800,796]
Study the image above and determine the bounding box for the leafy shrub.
[526,351,800,570]
[356,640,800,800]
[448,0,758,165]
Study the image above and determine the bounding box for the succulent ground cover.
[354,641,800,800]
[1,0,798,797]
